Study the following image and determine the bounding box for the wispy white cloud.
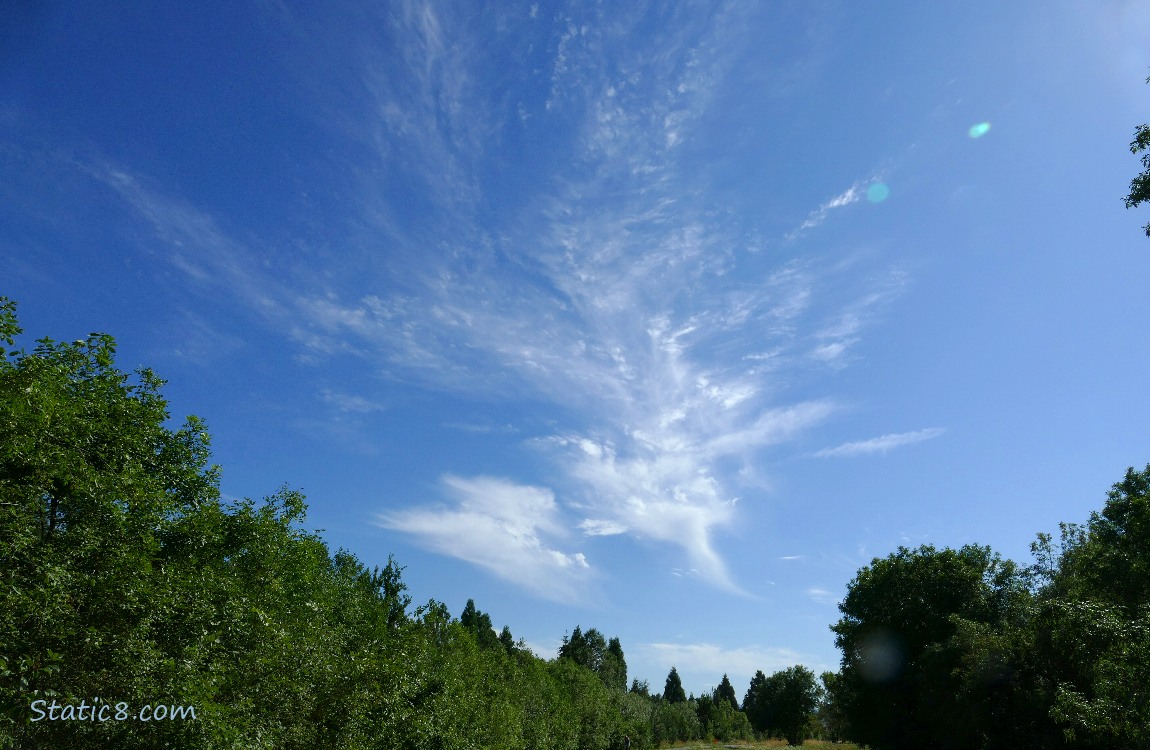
[786,181,864,240]
[89,166,299,324]
[321,389,387,414]
[807,269,910,367]
[75,3,907,601]
[444,421,520,435]
[270,5,900,595]
[806,586,839,604]
[579,518,628,536]
[376,475,592,603]
[813,427,945,458]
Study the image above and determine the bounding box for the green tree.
[603,636,628,692]
[715,673,738,711]
[0,299,224,747]
[772,666,822,746]
[745,667,821,745]
[560,627,627,691]
[0,296,714,749]
[816,671,850,742]
[1029,466,1150,747]
[499,625,516,655]
[830,544,1030,750]
[662,666,686,703]
[742,670,769,735]
[1125,73,1150,237]
[694,690,714,733]
[460,598,501,650]
[651,695,700,744]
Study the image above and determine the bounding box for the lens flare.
[968,122,991,138]
[866,182,890,203]
[858,629,904,683]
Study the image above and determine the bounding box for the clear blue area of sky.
[3,0,1149,698]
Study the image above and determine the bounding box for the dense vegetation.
[0,294,1145,748]
[0,297,776,749]
[827,472,1150,750]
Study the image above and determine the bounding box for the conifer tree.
[663,666,687,703]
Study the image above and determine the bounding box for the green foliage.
[742,666,821,745]
[704,696,752,742]
[742,670,767,733]
[662,666,687,703]
[499,625,516,654]
[1031,465,1150,748]
[0,297,650,750]
[650,695,700,744]
[816,671,849,742]
[560,627,628,692]
[829,466,1150,750]
[604,636,628,693]
[830,544,1031,750]
[9,296,1145,750]
[714,673,738,711]
[460,597,502,650]
[1125,73,1150,237]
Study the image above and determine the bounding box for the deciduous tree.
[1125,73,1150,237]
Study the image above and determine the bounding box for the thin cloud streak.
[813,427,945,458]
[786,181,864,240]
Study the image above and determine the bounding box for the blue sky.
[3,0,1149,698]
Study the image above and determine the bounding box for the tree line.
[1,293,1146,748]
[0,296,812,749]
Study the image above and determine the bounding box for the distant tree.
[716,673,739,711]
[559,626,589,667]
[560,626,627,690]
[742,670,769,735]
[1125,73,1150,237]
[695,688,714,731]
[582,628,607,671]
[460,599,478,629]
[603,636,628,691]
[777,666,823,746]
[663,666,687,703]
[499,625,515,654]
[816,671,850,741]
[629,678,649,696]
[745,666,821,746]
[652,694,701,744]
[709,695,753,742]
[459,598,499,649]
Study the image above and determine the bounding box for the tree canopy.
[0,297,676,749]
[662,666,687,703]
[828,468,1150,750]
[1125,74,1150,237]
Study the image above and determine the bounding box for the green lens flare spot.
[866,182,890,203]
[968,122,991,138]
